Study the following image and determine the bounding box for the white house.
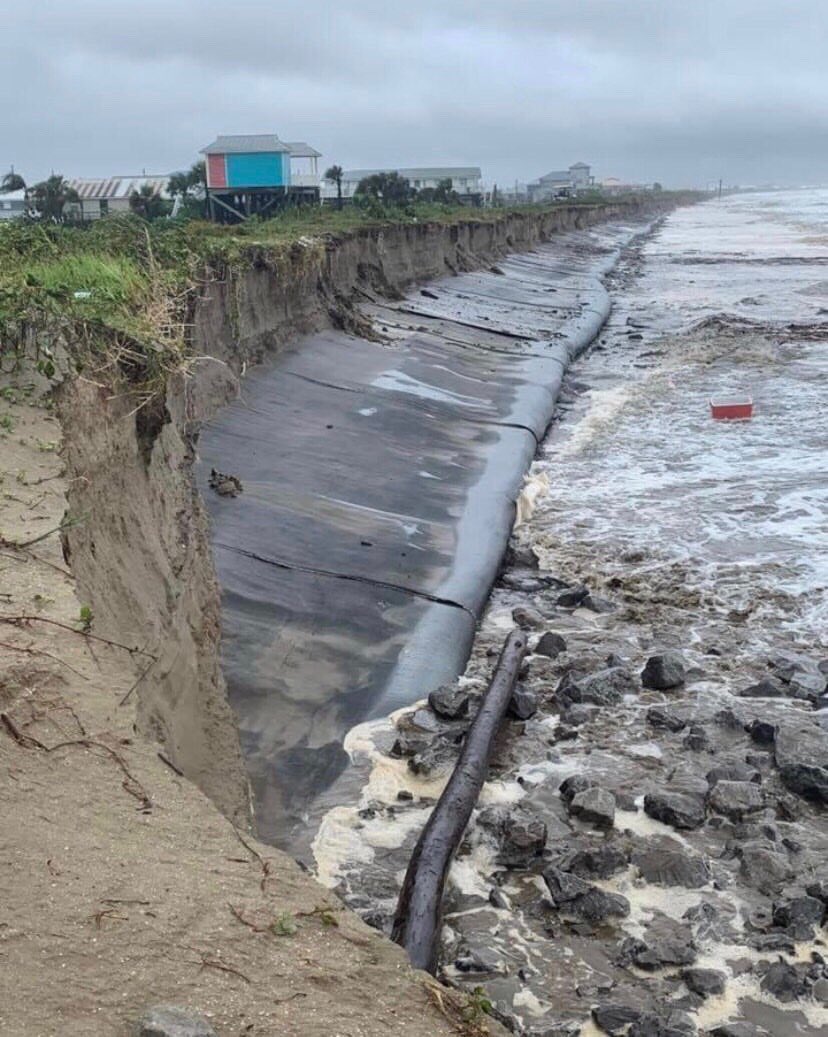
[0,188,26,220]
[527,163,594,202]
[284,142,322,190]
[323,166,483,202]
[64,175,170,221]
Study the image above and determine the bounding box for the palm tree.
[129,184,170,221]
[28,175,79,222]
[324,165,344,209]
[1,171,26,193]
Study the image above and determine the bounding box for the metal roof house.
[200,134,321,221]
[64,175,169,221]
[0,188,26,221]
[527,163,593,202]
[323,166,483,204]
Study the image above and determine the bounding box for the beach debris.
[132,1005,216,1037]
[208,468,243,497]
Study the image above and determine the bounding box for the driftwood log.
[391,627,528,973]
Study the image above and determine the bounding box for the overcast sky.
[4,1,828,188]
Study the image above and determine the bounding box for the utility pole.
[718,178,723,200]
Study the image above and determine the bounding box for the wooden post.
[391,628,527,973]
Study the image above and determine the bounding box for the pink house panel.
[207,153,227,188]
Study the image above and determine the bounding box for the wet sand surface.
[314,192,828,1037]
[197,217,655,849]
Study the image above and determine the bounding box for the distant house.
[0,188,26,221]
[64,175,169,221]
[527,163,594,202]
[323,166,483,204]
[201,133,321,221]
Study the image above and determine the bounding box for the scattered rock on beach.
[544,866,630,923]
[643,791,705,830]
[706,780,764,821]
[557,585,590,608]
[569,787,615,829]
[535,631,567,658]
[133,1006,216,1037]
[647,706,686,732]
[641,652,686,690]
[512,605,545,629]
[774,720,828,802]
[632,841,710,888]
[508,686,538,720]
[478,807,547,868]
[557,666,636,707]
[682,967,726,997]
[428,684,471,720]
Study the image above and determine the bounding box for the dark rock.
[715,709,745,730]
[759,960,808,1003]
[560,704,598,727]
[557,585,590,608]
[710,1024,764,1037]
[620,917,696,969]
[408,740,454,776]
[641,652,686,691]
[508,687,538,720]
[706,763,761,787]
[504,543,539,569]
[592,1004,642,1035]
[812,978,828,1005]
[559,774,591,804]
[133,1006,216,1037]
[512,605,545,629]
[477,807,547,868]
[629,1011,696,1037]
[806,879,828,904]
[739,678,788,699]
[544,866,630,923]
[396,789,414,802]
[683,726,710,751]
[789,669,827,701]
[583,593,616,614]
[644,791,705,831]
[536,631,568,658]
[747,932,796,954]
[774,720,828,803]
[428,684,471,720]
[682,967,726,997]
[632,842,710,888]
[568,844,629,880]
[569,787,616,829]
[411,708,442,732]
[557,666,637,707]
[707,781,764,821]
[647,707,686,733]
[391,729,433,758]
[738,844,792,894]
[746,719,777,746]
[772,895,825,937]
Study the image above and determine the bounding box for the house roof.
[201,134,290,155]
[66,176,169,200]
[570,162,590,169]
[340,166,482,182]
[537,170,572,183]
[285,141,322,158]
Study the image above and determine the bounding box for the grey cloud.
[4,1,828,187]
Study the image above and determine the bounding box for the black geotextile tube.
[391,627,528,973]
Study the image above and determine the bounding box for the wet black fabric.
[196,225,641,847]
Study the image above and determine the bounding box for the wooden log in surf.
[391,627,528,973]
